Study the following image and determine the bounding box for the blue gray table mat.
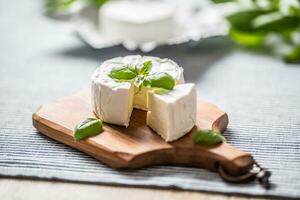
[0,1,300,199]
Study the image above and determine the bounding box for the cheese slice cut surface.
[146,83,197,142]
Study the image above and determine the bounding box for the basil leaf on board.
[193,129,225,145]
[139,60,152,76]
[74,117,103,141]
[108,66,138,81]
[143,72,175,90]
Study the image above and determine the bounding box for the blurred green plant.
[213,0,300,63]
[45,0,108,13]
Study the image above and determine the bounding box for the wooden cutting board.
[32,89,254,177]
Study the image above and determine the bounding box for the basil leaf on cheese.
[74,117,103,141]
[143,72,175,90]
[139,60,152,76]
[193,129,225,145]
[108,66,138,80]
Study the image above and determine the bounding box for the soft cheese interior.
[147,84,197,142]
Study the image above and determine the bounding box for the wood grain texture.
[32,89,254,176]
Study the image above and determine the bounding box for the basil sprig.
[74,117,103,141]
[214,0,300,62]
[193,129,225,145]
[108,60,175,91]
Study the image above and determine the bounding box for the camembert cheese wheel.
[91,55,196,142]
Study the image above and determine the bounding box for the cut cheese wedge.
[91,72,134,127]
[147,84,197,142]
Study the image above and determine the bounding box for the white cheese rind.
[147,83,197,142]
[91,68,134,127]
[99,1,175,43]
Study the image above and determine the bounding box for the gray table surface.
[0,1,300,199]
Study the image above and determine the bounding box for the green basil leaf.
[74,117,103,141]
[193,129,225,145]
[108,66,138,80]
[229,27,266,47]
[226,9,271,31]
[283,44,300,63]
[46,0,108,12]
[143,72,175,90]
[210,0,236,3]
[45,0,77,12]
[139,60,152,76]
[289,5,300,16]
[253,14,300,33]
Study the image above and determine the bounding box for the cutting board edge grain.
[32,89,254,176]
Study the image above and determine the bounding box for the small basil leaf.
[74,118,103,141]
[108,66,138,80]
[139,60,152,76]
[143,72,175,90]
[193,129,225,145]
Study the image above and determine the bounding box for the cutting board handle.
[128,141,254,175]
[169,142,270,187]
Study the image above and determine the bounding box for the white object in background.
[73,1,229,52]
[147,83,197,142]
[99,0,175,44]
